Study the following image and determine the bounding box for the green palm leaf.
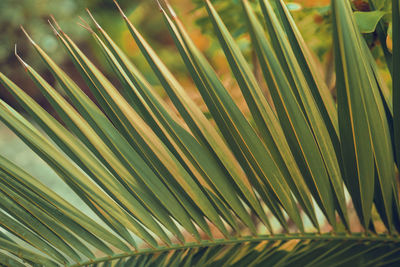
[0,0,399,266]
[332,0,398,232]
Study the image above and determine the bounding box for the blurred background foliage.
[0,0,184,107]
[0,0,393,109]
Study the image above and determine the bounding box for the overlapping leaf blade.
[159,3,296,232]
[0,206,68,264]
[112,1,286,234]
[23,31,217,240]
[0,0,399,266]
[85,14,255,233]
[0,237,58,267]
[272,0,340,164]
[50,25,231,239]
[255,0,349,229]
[1,68,179,244]
[0,155,129,253]
[159,0,321,232]
[393,0,400,168]
[0,97,158,247]
[332,0,398,231]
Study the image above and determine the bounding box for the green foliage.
[0,0,138,71]
[354,10,387,33]
[0,0,399,266]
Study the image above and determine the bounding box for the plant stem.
[70,233,400,266]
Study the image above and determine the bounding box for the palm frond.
[0,0,399,266]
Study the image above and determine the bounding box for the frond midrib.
[70,232,400,266]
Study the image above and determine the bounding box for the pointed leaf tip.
[77,16,94,33]
[113,0,127,18]
[48,20,61,36]
[14,45,28,68]
[86,9,102,30]
[49,15,63,33]
[77,22,93,33]
[20,26,35,45]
